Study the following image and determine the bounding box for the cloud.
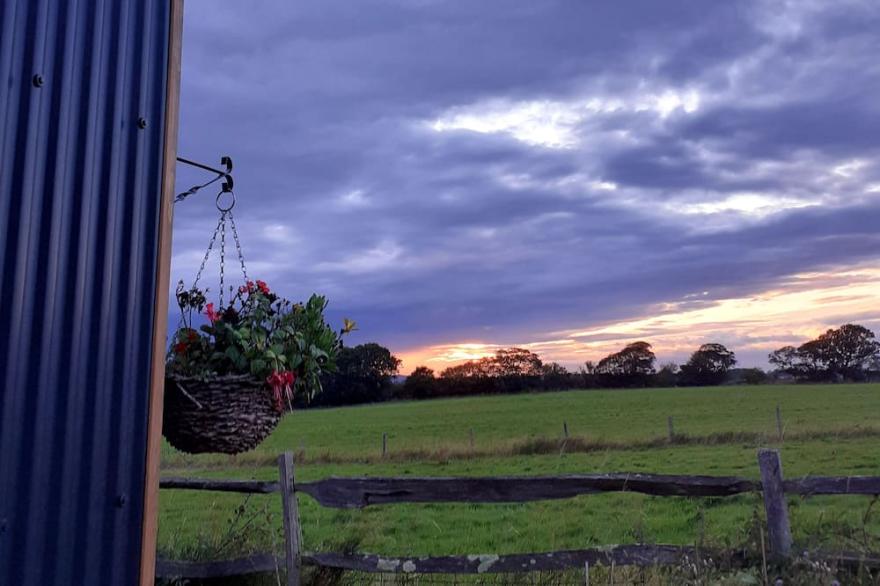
[173,0,880,371]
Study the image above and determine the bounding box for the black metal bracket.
[175,156,234,203]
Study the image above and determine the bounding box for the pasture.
[158,384,880,572]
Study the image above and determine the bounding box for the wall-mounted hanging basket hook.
[175,155,234,203]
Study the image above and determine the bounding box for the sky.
[171,0,880,374]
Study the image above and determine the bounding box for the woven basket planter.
[163,374,281,454]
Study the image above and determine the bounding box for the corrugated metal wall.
[0,1,172,584]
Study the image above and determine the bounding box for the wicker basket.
[162,374,281,454]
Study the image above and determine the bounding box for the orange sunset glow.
[396,263,880,373]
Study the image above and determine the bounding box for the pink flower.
[205,303,220,323]
[256,280,270,294]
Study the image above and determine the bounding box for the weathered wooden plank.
[303,545,738,574]
[295,473,757,508]
[156,554,283,579]
[279,453,303,586]
[155,548,880,579]
[159,477,279,493]
[784,476,880,496]
[757,449,792,559]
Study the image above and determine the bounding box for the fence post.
[563,421,569,439]
[382,432,387,457]
[757,449,792,560]
[667,416,675,442]
[278,452,302,586]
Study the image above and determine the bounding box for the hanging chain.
[219,211,227,307]
[227,210,249,282]
[193,215,224,289]
[184,186,250,311]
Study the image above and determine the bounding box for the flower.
[256,280,270,294]
[188,330,198,341]
[174,342,188,354]
[266,369,296,412]
[205,303,220,323]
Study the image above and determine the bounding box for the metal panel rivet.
[32,74,44,87]
[137,117,147,129]
[115,494,127,508]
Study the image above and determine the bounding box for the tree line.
[306,323,879,406]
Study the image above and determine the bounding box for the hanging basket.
[162,374,281,454]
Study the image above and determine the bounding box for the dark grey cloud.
[172,0,880,365]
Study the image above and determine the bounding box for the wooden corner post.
[279,452,303,586]
[757,449,792,560]
[139,1,184,585]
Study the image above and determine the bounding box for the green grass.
[162,384,880,466]
[158,383,880,570]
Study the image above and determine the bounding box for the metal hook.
[175,155,234,203]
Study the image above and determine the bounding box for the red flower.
[188,330,198,341]
[256,280,270,294]
[238,285,248,294]
[266,369,295,413]
[174,342,188,354]
[246,280,255,293]
[205,303,220,323]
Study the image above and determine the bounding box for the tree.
[595,341,656,387]
[491,348,543,377]
[654,362,679,388]
[678,343,737,386]
[768,346,799,374]
[816,324,880,380]
[540,362,571,390]
[768,324,880,382]
[313,343,401,406]
[741,368,767,385]
[403,366,437,400]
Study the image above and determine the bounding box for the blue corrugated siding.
[0,1,171,584]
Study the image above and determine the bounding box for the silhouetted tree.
[768,346,799,374]
[818,324,880,380]
[402,366,437,399]
[678,343,737,386]
[654,362,680,387]
[742,368,768,385]
[540,362,571,389]
[314,343,401,406]
[596,341,656,387]
[491,347,543,377]
[768,324,879,382]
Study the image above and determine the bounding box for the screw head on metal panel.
[115,494,127,508]
[32,74,44,87]
[137,117,148,129]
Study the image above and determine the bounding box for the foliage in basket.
[167,279,355,410]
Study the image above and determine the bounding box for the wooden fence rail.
[156,449,880,583]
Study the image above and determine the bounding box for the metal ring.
[216,190,236,212]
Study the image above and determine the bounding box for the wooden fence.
[156,449,880,584]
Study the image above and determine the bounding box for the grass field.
[158,383,880,578]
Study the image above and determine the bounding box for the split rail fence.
[156,449,880,584]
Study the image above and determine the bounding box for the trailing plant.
[167,279,355,410]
